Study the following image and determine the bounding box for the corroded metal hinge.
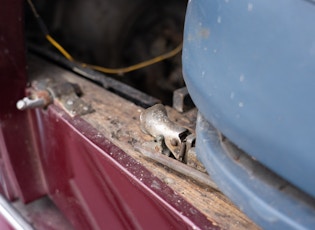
[16,79,93,116]
[139,104,206,172]
[137,104,218,190]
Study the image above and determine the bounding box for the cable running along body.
[27,0,182,75]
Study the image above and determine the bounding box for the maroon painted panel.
[0,0,46,202]
[29,105,218,229]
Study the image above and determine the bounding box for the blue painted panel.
[183,0,315,198]
[196,114,315,230]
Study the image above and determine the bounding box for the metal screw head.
[16,100,27,110]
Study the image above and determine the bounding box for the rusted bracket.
[16,78,93,117]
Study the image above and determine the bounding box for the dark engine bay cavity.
[25,0,187,104]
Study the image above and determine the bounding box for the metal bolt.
[16,97,45,110]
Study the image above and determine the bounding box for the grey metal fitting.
[140,104,189,160]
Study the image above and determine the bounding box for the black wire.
[26,0,49,35]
